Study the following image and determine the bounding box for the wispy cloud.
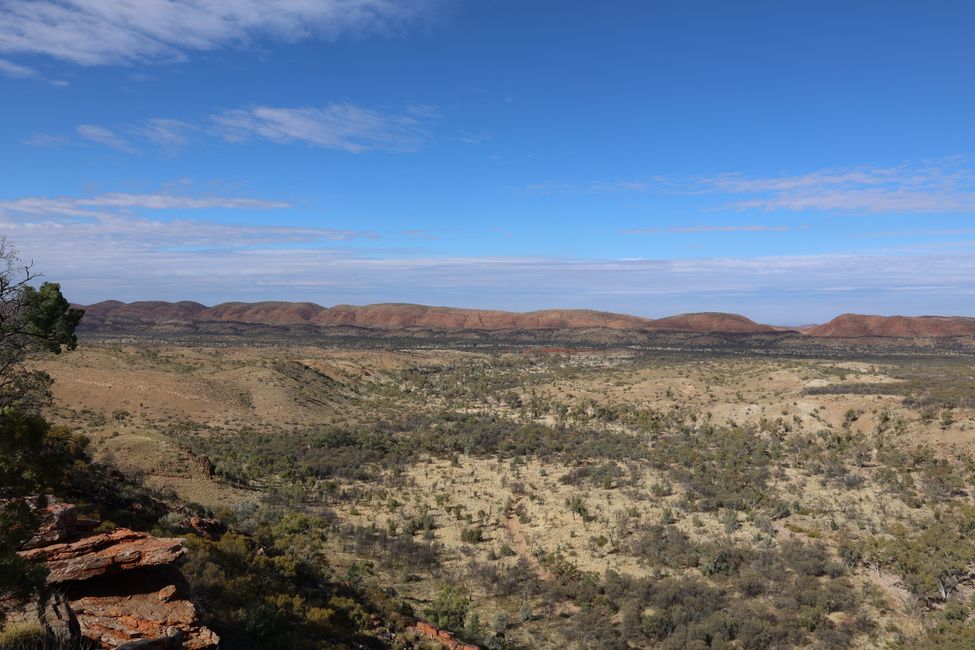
[522,180,651,194]
[526,159,975,214]
[23,132,70,148]
[77,124,139,154]
[5,189,974,322]
[17,242,975,323]
[402,229,439,240]
[626,225,789,234]
[140,118,196,149]
[50,102,438,154]
[860,228,975,239]
[212,103,436,153]
[0,190,374,256]
[0,56,34,77]
[456,130,491,145]
[0,191,292,220]
[703,159,975,213]
[0,0,440,66]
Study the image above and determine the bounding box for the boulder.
[179,516,225,541]
[19,529,187,584]
[22,498,79,550]
[13,501,219,650]
[69,585,218,650]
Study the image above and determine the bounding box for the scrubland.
[36,341,975,649]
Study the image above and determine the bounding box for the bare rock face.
[19,529,187,584]
[15,510,219,650]
[70,585,219,650]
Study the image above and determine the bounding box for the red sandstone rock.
[411,622,480,650]
[18,529,187,584]
[69,585,218,650]
[179,516,225,541]
[14,503,218,650]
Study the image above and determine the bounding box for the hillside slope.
[807,314,975,338]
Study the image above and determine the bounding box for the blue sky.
[1,0,974,323]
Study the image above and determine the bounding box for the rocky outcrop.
[178,516,225,542]
[14,501,218,649]
[21,499,79,549]
[70,584,218,650]
[20,528,187,584]
[411,622,480,650]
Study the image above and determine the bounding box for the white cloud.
[0,56,35,77]
[704,159,975,213]
[4,190,974,322]
[527,159,975,214]
[81,193,291,210]
[626,225,789,234]
[140,118,196,148]
[0,191,291,218]
[522,180,650,194]
[77,124,139,154]
[23,132,70,147]
[55,102,437,154]
[0,190,376,269]
[0,0,440,66]
[212,102,435,152]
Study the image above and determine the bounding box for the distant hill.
[79,300,779,334]
[807,314,975,338]
[651,312,777,334]
[77,301,975,339]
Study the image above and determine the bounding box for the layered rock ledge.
[12,498,219,650]
[19,529,187,584]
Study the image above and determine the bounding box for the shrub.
[460,526,484,544]
[426,585,470,634]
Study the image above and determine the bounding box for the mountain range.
[77,301,975,338]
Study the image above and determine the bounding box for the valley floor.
[34,339,975,649]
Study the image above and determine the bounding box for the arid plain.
[33,318,975,649]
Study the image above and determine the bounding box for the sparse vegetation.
[18,317,975,649]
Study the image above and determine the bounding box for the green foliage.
[0,246,85,622]
[0,620,47,649]
[182,511,391,649]
[649,424,775,511]
[907,599,975,649]
[885,510,975,604]
[188,412,648,488]
[630,524,699,569]
[547,529,866,649]
[560,461,626,489]
[0,265,83,412]
[460,526,484,544]
[425,584,470,634]
[0,412,69,615]
[15,283,83,354]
